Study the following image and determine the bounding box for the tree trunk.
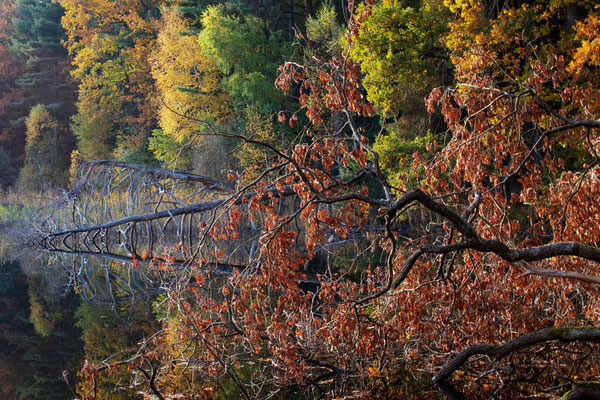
[304,0,314,18]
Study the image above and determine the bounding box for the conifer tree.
[11,0,75,186]
[0,0,25,183]
[11,0,75,124]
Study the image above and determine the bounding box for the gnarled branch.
[433,327,600,383]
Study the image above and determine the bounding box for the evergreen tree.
[11,0,75,124]
[11,0,75,185]
[0,0,25,183]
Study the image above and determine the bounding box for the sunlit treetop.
[349,0,450,116]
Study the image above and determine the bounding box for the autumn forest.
[1,0,600,398]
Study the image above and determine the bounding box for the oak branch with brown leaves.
[40,1,600,399]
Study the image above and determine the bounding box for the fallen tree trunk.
[72,160,234,192]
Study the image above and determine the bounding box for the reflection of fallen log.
[47,248,322,284]
[433,327,600,383]
[48,247,245,275]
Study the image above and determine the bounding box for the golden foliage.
[152,9,233,142]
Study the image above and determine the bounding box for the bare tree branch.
[517,260,600,285]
